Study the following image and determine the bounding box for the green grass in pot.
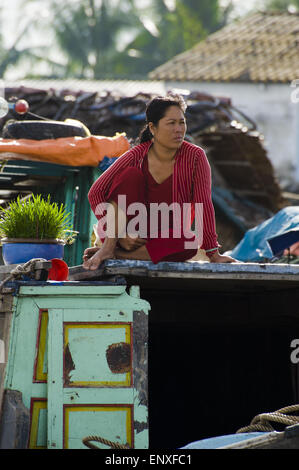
[0,194,77,244]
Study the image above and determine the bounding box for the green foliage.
[14,0,227,79]
[263,0,299,10]
[119,0,222,77]
[179,0,221,33]
[9,0,298,81]
[41,0,146,78]
[1,0,247,80]
[0,194,77,243]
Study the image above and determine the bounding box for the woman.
[83,94,235,270]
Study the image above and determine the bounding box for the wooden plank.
[47,309,64,449]
[68,260,299,283]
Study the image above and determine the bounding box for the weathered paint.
[62,323,132,387]
[106,341,131,374]
[33,310,48,383]
[29,398,47,449]
[0,389,30,448]
[63,404,134,449]
[69,258,299,280]
[0,282,150,449]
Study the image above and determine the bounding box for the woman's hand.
[118,235,147,252]
[208,251,237,263]
[82,240,116,270]
[83,246,100,261]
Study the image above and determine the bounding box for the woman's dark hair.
[138,93,187,143]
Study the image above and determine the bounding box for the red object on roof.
[48,258,69,281]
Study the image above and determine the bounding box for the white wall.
[166,81,297,185]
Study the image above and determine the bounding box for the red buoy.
[48,259,69,281]
[14,99,29,114]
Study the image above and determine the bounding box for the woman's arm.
[193,149,236,263]
[88,143,150,216]
[192,148,218,251]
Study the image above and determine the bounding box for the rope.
[0,259,46,293]
[82,435,131,450]
[236,404,299,433]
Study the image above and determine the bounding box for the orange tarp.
[0,134,130,167]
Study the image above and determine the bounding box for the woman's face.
[149,105,186,150]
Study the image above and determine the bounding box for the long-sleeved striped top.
[88,140,219,253]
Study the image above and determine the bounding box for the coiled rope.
[236,404,299,433]
[0,259,46,293]
[82,435,131,449]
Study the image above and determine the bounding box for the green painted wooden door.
[3,284,150,449]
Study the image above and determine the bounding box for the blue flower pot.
[1,239,65,265]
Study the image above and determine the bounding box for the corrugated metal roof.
[149,12,299,83]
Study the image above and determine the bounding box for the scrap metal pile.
[0,86,285,251]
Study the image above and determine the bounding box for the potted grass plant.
[0,194,77,265]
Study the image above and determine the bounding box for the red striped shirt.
[88,140,219,252]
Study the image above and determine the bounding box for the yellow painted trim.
[35,311,48,382]
[64,405,132,449]
[29,400,47,449]
[64,323,131,387]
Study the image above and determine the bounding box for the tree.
[21,0,148,79]
[181,0,221,33]
[3,0,233,79]
[121,0,227,77]
[263,0,299,10]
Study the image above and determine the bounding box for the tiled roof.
[149,12,299,83]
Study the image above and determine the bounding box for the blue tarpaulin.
[180,432,268,449]
[229,206,299,262]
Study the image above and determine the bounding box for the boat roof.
[68,259,299,292]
